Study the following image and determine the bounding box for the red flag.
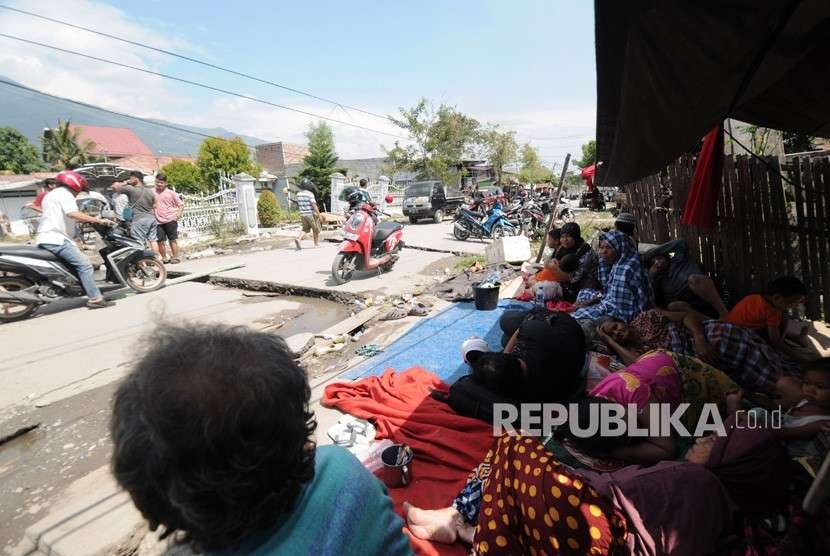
[682,123,724,230]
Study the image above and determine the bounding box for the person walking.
[152,173,184,264]
[294,179,322,250]
[111,171,160,258]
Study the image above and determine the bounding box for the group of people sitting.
[399,215,828,553]
[106,213,828,555]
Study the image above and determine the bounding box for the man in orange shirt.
[726,276,808,362]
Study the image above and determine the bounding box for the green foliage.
[161,159,204,194]
[735,125,775,156]
[298,121,344,211]
[207,212,246,240]
[0,127,42,173]
[196,137,257,189]
[455,254,486,270]
[257,190,281,227]
[43,120,96,169]
[783,132,816,154]
[574,139,596,169]
[518,143,553,183]
[480,125,518,184]
[386,98,481,185]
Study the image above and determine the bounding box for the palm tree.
[43,120,96,169]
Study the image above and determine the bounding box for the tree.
[161,159,204,194]
[298,122,345,210]
[783,132,816,154]
[0,127,42,173]
[196,136,257,189]
[481,126,518,184]
[43,120,96,169]
[518,143,553,184]
[257,190,282,227]
[386,98,481,185]
[574,140,596,169]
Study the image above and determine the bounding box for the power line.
[0,3,390,121]
[0,33,408,140]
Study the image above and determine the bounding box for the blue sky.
[0,0,596,163]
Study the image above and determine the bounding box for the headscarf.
[591,230,653,321]
[705,415,792,514]
[556,222,588,260]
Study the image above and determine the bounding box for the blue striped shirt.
[296,190,316,216]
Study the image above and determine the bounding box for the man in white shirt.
[36,171,115,309]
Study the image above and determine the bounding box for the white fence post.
[234,172,259,235]
[377,175,391,213]
[330,172,347,214]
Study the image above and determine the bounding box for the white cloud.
[0,0,595,165]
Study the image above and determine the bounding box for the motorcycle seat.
[373,221,403,243]
[0,245,60,261]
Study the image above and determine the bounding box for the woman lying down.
[404,416,791,555]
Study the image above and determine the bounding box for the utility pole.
[535,153,570,263]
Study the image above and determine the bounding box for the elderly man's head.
[110,323,316,552]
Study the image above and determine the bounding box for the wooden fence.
[625,155,829,322]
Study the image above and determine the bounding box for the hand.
[693,336,718,365]
[726,389,744,414]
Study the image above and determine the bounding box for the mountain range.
[0,76,268,155]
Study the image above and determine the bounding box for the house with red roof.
[68,124,154,160]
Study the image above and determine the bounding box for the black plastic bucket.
[473,282,501,310]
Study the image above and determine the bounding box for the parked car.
[403,181,464,224]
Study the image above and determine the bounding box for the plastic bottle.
[535,285,545,308]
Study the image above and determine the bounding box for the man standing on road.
[294,179,322,250]
[36,171,115,309]
[111,171,160,258]
[153,173,184,264]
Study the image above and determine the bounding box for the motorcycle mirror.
[384,195,394,204]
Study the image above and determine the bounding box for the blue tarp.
[343,300,530,384]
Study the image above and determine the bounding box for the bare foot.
[403,502,461,544]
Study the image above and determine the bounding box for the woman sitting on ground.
[554,222,600,301]
[571,230,653,323]
[110,323,411,556]
[469,310,587,403]
[597,307,802,395]
[404,416,792,556]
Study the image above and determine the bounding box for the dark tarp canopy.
[595,0,830,186]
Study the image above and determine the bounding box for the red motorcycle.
[331,194,403,285]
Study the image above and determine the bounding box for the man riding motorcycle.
[36,170,115,309]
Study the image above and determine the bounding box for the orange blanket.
[323,367,495,556]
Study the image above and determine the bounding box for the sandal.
[169,258,181,264]
[380,307,408,321]
[408,302,430,317]
[86,298,115,309]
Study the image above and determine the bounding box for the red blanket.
[322,367,495,556]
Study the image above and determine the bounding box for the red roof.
[69,125,153,157]
[115,154,196,174]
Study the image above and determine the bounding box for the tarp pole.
[535,153,570,263]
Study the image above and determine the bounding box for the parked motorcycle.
[518,200,548,240]
[453,201,518,241]
[0,220,166,322]
[331,195,402,285]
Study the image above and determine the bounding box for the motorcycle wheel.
[433,209,444,224]
[125,257,167,292]
[408,216,418,224]
[331,252,358,285]
[0,276,37,322]
[492,225,505,239]
[453,223,471,241]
